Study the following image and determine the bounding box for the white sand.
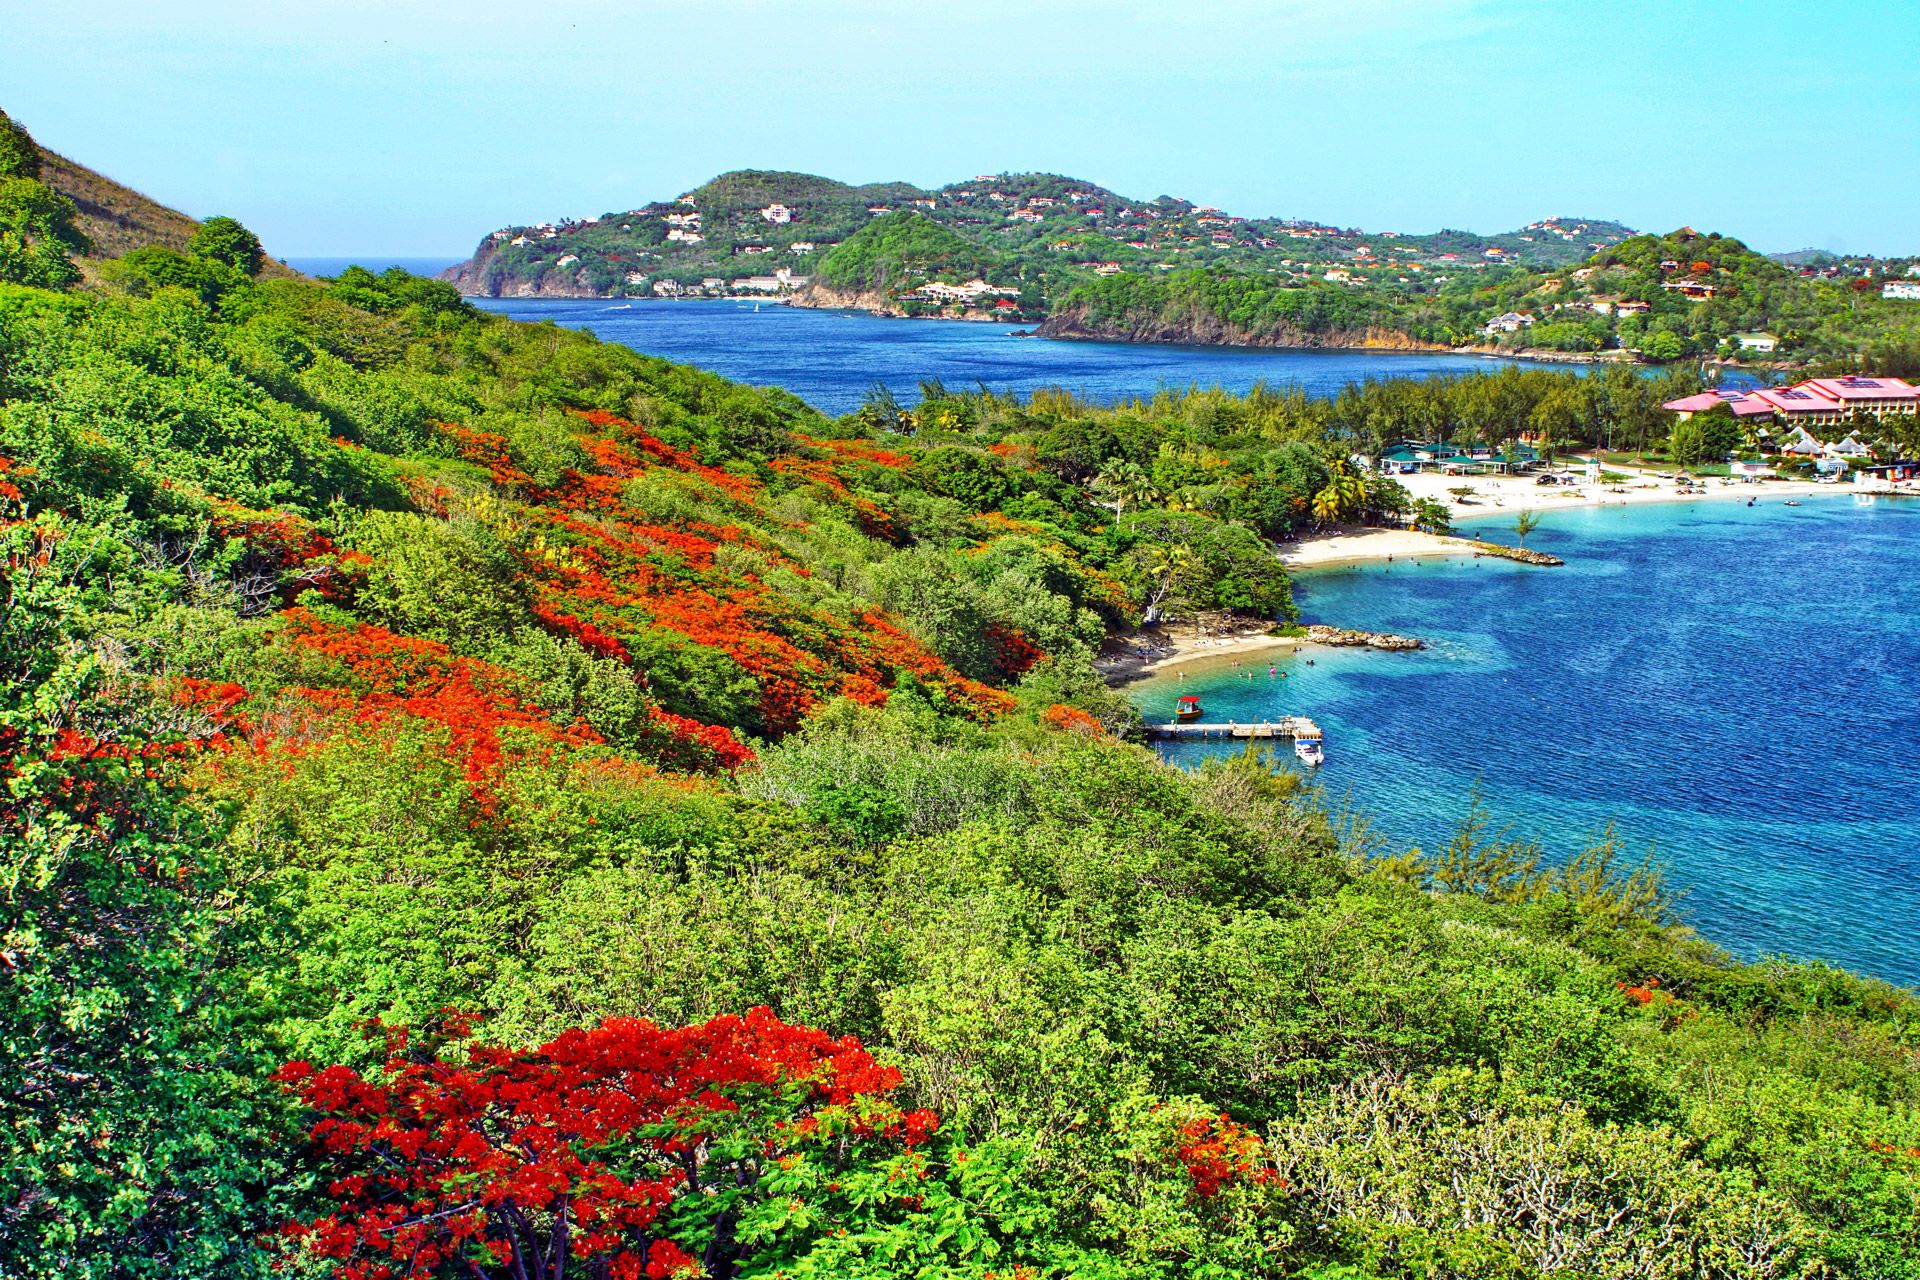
[1284,462,1847,568]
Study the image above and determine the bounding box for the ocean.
[1144,495,1920,987]
[468,297,1595,416]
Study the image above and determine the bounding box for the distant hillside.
[439,167,1635,307]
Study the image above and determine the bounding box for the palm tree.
[1094,460,1157,515]
[1512,509,1542,547]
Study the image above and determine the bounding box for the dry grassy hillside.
[37,144,301,278]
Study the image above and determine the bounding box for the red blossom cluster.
[1040,703,1104,737]
[792,434,911,469]
[212,504,370,603]
[275,1007,937,1280]
[434,411,1011,733]
[1175,1114,1280,1200]
[1618,978,1662,1005]
[984,623,1044,677]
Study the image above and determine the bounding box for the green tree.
[0,108,41,179]
[1512,509,1542,547]
[186,216,265,277]
[0,175,86,289]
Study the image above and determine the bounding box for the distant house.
[1093,262,1123,276]
[1483,311,1534,335]
[1615,300,1652,316]
[509,235,533,247]
[1734,332,1779,352]
[789,242,815,254]
[759,203,793,224]
[555,254,579,268]
[1882,281,1920,300]
[1661,280,1716,301]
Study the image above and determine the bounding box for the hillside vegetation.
[3,114,1918,1280]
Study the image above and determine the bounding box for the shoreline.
[1095,627,1299,686]
[1285,474,1856,569]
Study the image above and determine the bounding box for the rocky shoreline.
[1300,625,1425,650]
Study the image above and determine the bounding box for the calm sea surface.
[421,298,1914,985]
[470,297,1595,415]
[1145,496,1920,987]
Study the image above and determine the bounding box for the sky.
[7,0,1919,258]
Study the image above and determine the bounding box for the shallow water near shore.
[471,297,1595,415]
[1143,494,1920,987]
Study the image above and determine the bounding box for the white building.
[666,228,704,244]
[760,203,793,224]
[1483,311,1535,335]
[555,254,579,268]
[1734,332,1779,352]
[1882,281,1920,300]
[789,242,815,254]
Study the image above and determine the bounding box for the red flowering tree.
[275,1008,938,1280]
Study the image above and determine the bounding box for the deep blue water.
[470,297,1594,416]
[1145,495,1920,987]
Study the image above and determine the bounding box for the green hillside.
[3,114,1919,1280]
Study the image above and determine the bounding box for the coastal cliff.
[439,248,606,299]
[1038,302,1447,353]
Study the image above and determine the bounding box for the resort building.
[1664,376,1920,429]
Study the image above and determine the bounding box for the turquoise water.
[470,297,1594,415]
[1147,495,1920,987]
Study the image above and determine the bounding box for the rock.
[1302,625,1424,650]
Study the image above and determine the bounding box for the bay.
[470,297,1596,416]
[1143,495,1920,987]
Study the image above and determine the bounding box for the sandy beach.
[1095,626,1299,685]
[1284,463,1848,568]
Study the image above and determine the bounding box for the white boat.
[1294,734,1325,767]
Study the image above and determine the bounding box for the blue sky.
[7,0,1917,257]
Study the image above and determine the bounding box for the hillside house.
[1734,332,1779,352]
[759,204,793,224]
[1882,281,1920,300]
[1661,280,1716,301]
[1483,311,1534,335]
[1616,301,1652,315]
[789,242,814,254]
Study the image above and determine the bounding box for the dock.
[1144,716,1322,742]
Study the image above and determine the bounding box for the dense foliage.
[1,128,1916,1280]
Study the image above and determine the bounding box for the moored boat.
[1175,695,1204,724]
[1294,730,1325,766]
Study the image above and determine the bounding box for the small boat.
[1174,695,1204,724]
[1784,500,1801,506]
[1294,732,1325,767]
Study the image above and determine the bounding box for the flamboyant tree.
[275,1008,942,1280]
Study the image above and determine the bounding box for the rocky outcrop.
[439,249,606,299]
[1302,625,1424,650]
[788,283,1004,322]
[1037,304,1449,353]
[1465,541,1564,566]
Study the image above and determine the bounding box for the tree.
[1512,509,1542,547]
[1094,457,1157,515]
[275,1008,944,1280]
[0,108,41,179]
[0,175,86,289]
[186,215,265,277]
[1668,417,1706,467]
[1641,330,1687,361]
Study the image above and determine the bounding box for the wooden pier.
[1144,716,1322,742]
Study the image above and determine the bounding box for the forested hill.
[5,111,1920,1280]
[439,164,1632,307]
[1046,227,1920,367]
